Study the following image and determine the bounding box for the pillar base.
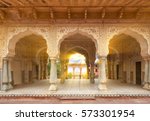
[49,84,57,91]
[98,83,107,90]
[8,83,13,89]
[1,84,9,91]
[90,79,95,84]
[60,79,65,84]
[143,83,149,89]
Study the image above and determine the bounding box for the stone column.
[2,58,9,91]
[49,58,57,91]
[146,59,150,89]
[38,60,41,80]
[90,63,95,83]
[143,59,149,89]
[73,67,75,79]
[111,61,114,79]
[8,58,13,89]
[98,56,107,90]
[46,58,50,79]
[60,60,65,83]
[80,67,82,79]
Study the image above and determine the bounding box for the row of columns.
[1,58,13,91]
[48,56,107,91]
[0,56,107,91]
[143,59,150,90]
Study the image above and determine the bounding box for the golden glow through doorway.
[68,53,87,79]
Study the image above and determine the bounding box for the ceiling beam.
[68,8,71,19]
[0,0,11,7]
[0,10,5,20]
[119,7,124,19]
[50,8,54,19]
[16,9,22,19]
[32,8,37,19]
[16,0,24,6]
[136,7,141,19]
[84,9,87,19]
[101,7,105,19]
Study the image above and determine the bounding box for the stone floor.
[0,79,149,96]
[0,96,150,104]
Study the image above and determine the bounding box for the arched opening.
[108,33,143,86]
[68,53,87,79]
[8,34,48,87]
[59,33,97,85]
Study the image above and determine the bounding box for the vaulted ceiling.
[15,34,47,58]
[0,0,150,24]
[109,34,141,56]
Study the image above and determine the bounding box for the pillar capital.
[142,55,150,61]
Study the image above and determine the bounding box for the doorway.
[136,61,141,85]
[116,64,119,80]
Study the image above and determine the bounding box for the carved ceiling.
[0,0,150,24]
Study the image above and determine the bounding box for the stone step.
[60,96,96,100]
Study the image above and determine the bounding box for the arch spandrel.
[56,27,99,57]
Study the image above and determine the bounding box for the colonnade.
[48,56,107,91]
[1,56,150,91]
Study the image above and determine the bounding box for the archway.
[1,33,49,91]
[59,33,97,85]
[108,33,144,86]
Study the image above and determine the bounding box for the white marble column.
[110,61,114,79]
[8,58,13,89]
[46,58,49,79]
[2,58,9,91]
[143,59,149,89]
[90,63,95,83]
[98,56,107,90]
[38,60,41,80]
[49,58,57,91]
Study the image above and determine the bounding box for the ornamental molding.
[3,27,50,57]
[0,24,150,58]
[56,26,100,44]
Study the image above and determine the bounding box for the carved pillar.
[8,58,13,89]
[98,56,107,90]
[148,60,150,89]
[111,61,114,79]
[86,61,89,79]
[1,58,9,91]
[49,58,57,91]
[38,60,41,80]
[73,67,75,79]
[90,63,95,83]
[143,59,149,89]
[60,60,65,83]
[80,67,82,79]
[46,58,50,79]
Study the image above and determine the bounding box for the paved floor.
[0,96,150,104]
[0,79,149,96]
[0,79,150,104]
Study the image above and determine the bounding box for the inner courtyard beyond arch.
[0,0,150,97]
